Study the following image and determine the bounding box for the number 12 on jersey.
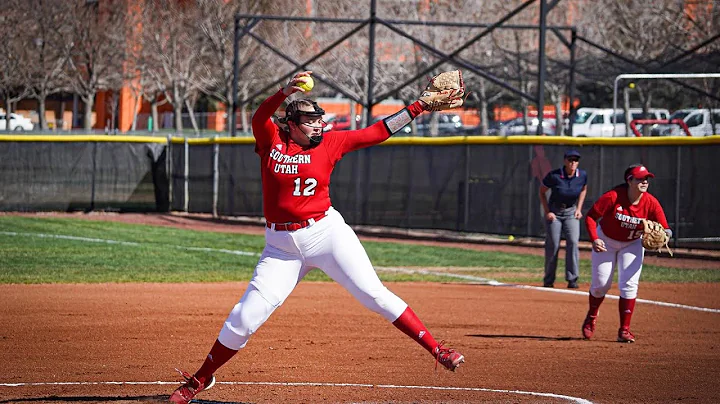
[293,177,317,196]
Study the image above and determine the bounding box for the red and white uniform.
[585,185,670,299]
[217,90,427,350]
[253,90,402,224]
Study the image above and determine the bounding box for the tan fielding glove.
[419,70,466,111]
[641,219,673,256]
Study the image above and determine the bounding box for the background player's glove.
[419,70,466,111]
[641,219,673,256]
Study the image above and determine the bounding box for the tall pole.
[231,17,240,137]
[536,0,548,134]
[568,29,577,137]
[183,137,189,212]
[212,140,220,218]
[526,145,533,236]
[166,135,173,209]
[674,146,681,248]
[365,0,377,128]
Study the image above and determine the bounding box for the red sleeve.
[650,195,670,229]
[334,101,426,156]
[585,190,616,241]
[251,90,287,152]
[585,215,599,241]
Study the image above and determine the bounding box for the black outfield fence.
[2,135,718,248]
[0,135,167,212]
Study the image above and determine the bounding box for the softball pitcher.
[169,71,467,403]
[582,164,671,343]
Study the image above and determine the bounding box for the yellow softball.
[298,76,314,92]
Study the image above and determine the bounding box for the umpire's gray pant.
[544,206,580,285]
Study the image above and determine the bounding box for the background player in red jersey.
[581,163,671,343]
[169,71,465,404]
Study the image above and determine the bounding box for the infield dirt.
[1,213,719,403]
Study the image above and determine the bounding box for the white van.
[571,107,670,137]
[654,109,720,137]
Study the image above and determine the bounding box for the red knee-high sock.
[194,339,238,385]
[619,297,636,330]
[392,306,439,354]
[588,294,605,317]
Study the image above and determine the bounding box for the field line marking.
[0,231,260,257]
[376,266,720,314]
[0,380,593,403]
[0,231,715,313]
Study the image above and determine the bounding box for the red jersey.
[585,185,669,242]
[252,90,423,223]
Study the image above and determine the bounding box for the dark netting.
[328,150,363,224]
[332,145,467,229]
[677,145,719,246]
[218,145,263,217]
[187,144,214,214]
[467,144,534,235]
[174,141,718,245]
[170,143,215,213]
[9,138,715,246]
[169,142,184,211]
[0,141,166,212]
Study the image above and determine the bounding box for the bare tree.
[64,0,128,132]
[0,0,31,130]
[144,1,216,135]
[571,0,718,117]
[197,0,274,134]
[22,0,74,131]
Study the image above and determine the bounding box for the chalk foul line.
[1,231,715,313]
[376,266,720,313]
[0,231,260,257]
[0,380,593,403]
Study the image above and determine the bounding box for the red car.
[325,114,359,131]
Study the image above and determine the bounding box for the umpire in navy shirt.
[539,149,588,288]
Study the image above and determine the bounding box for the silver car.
[499,117,557,136]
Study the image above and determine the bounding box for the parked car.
[652,109,720,137]
[0,113,34,131]
[499,117,557,136]
[458,119,517,136]
[571,107,670,137]
[324,114,360,132]
[486,119,514,135]
[370,113,463,136]
[414,113,463,136]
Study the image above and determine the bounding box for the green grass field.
[0,216,717,284]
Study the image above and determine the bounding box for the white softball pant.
[590,227,645,300]
[217,207,408,350]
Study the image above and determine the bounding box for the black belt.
[551,203,575,210]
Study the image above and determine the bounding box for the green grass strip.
[0,216,716,284]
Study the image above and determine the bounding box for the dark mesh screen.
[0,141,166,212]
[180,141,719,243]
[4,138,717,245]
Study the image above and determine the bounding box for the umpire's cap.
[564,149,581,159]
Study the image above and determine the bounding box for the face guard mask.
[282,100,326,147]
